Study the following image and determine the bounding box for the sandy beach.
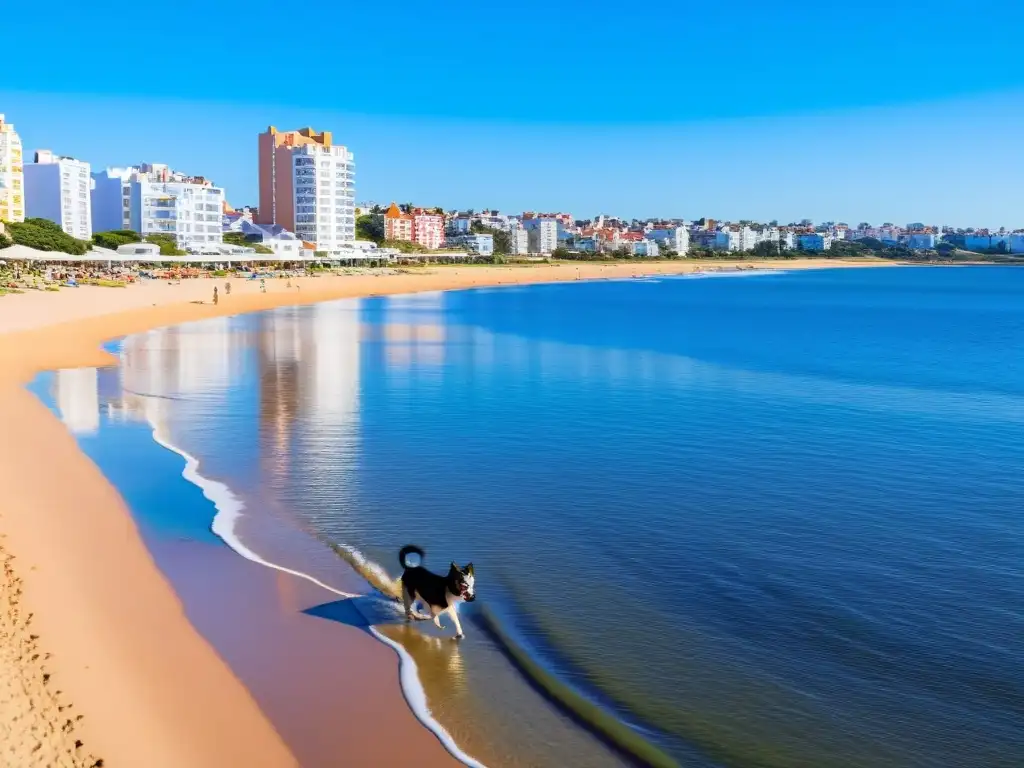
[0,258,896,766]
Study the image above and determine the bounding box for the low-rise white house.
[448,233,494,256]
[633,239,659,257]
[224,218,304,260]
[115,242,163,259]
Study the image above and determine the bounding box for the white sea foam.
[145,420,488,768]
[672,268,785,279]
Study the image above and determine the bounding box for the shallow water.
[40,267,1024,767]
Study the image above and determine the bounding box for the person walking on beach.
[260,278,267,294]
[225,281,231,296]
[213,286,219,305]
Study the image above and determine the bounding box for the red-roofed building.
[385,202,444,249]
[384,202,413,241]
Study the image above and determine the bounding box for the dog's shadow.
[302,593,405,631]
[303,593,471,649]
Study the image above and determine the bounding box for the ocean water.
[38,267,1024,767]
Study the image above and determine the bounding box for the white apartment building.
[524,218,558,254]
[646,224,690,255]
[291,143,356,252]
[714,226,759,252]
[510,226,529,255]
[0,114,25,223]
[634,239,659,257]
[24,150,93,239]
[714,229,741,251]
[92,164,224,252]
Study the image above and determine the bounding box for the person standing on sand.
[225,281,231,296]
[213,286,219,305]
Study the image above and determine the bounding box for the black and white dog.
[398,545,475,639]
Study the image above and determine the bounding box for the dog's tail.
[399,544,425,569]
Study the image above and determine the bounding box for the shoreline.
[0,258,898,766]
[147,417,484,766]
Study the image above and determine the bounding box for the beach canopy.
[1,242,404,263]
[0,244,132,262]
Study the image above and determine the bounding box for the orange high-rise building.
[257,126,355,251]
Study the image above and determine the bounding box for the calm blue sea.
[37,267,1024,767]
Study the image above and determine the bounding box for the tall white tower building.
[24,150,93,239]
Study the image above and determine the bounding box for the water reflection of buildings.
[370,292,448,370]
[49,308,365,465]
[50,318,239,439]
[256,301,363,483]
[257,307,302,463]
[113,318,237,433]
[54,367,100,435]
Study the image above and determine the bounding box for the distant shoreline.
[0,257,900,766]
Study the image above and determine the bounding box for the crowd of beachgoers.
[0,261,409,294]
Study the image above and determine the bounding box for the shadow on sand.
[302,594,405,630]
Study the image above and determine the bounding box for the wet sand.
[0,259,898,766]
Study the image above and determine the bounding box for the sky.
[4,0,1024,227]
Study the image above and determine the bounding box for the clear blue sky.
[4,0,1024,226]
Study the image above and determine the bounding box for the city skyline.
[4,0,1024,230]
[3,88,1023,230]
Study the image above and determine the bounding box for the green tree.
[7,218,89,255]
[144,233,186,256]
[222,231,274,254]
[93,230,142,249]
[856,237,886,251]
[356,214,385,244]
[493,230,511,255]
[752,240,780,258]
[223,231,250,247]
[383,239,428,254]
